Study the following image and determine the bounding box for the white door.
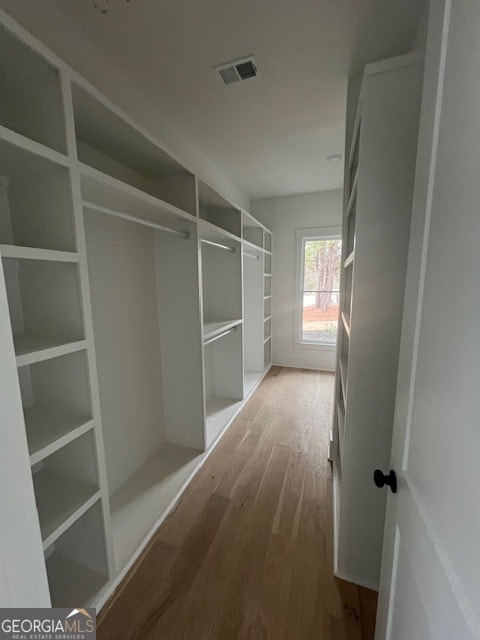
[374,1,480,638]
[0,255,50,606]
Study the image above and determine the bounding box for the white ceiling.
[24,0,427,200]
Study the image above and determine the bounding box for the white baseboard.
[272,354,336,371]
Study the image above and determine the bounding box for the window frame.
[294,226,341,350]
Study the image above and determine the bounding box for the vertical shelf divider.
[60,70,114,578]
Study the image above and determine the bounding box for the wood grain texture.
[98,367,377,639]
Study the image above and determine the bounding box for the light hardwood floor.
[98,366,377,639]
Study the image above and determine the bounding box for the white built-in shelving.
[263,231,273,369]
[45,501,109,608]
[0,25,66,153]
[242,214,273,396]
[0,12,272,610]
[198,179,241,236]
[83,202,204,570]
[332,53,423,589]
[0,18,112,608]
[72,82,197,217]
[199,220,243,447]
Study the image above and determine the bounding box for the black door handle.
[373,469,397,494]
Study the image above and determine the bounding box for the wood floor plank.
[283,504,327,640]
[97,539,178,640]
[238,450,308,639]
[118,493,229,640]
[169,443,291,640]
[97,368,378,640]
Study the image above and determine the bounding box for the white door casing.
[375,1,480,638]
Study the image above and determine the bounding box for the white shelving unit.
[83,202,204,571]
[332,53,423,589]
[72,83,197,217]
[263,231,273,369]
[0,12,273,609]
[45,501,109,608]
[198,179,241,236]
[0,24,66,154]
[243,244,264,397]
[0,139,74,252]
[0,19,111,607]
[32,430,100,549]
[242,212,272,397]
[199,216,244,448]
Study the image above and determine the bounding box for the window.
[296,229,341,347]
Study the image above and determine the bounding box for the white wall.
[0,1,249,211]
[252,189,342,371]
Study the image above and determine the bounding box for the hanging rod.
[243,251,260,260]
[200,238,235,252]
[83,201,190,239]
[203,325,237,346]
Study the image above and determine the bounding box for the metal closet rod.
[83,200,190,239]
[200,238,236,252]
[244,251,259,260]
[203,325,237,346]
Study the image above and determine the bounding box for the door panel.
[376,1,480,638]
[390,493,474,639]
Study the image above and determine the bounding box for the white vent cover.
[215,56,258,85]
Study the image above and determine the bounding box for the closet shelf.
[0,124,70,169]
[79,164,197,231]
[14,335,87,367]
[346,174,358,219]
[109,443,203,570]
[242,238,266,252]
[198,180,241,237]
[243,371,265,399]
[25,406,94,465]
[337,399,345,460]
[341,312,351,337]
[242,212,265,248]
[348,100,362,169]
[339,356,348,404]
[203,319,242,341]
[46,552,108,608]
[199,218,242,245]
[15,337,87,368]
[0,244,78,263]
[33,470,100,549]
[344,251,355,268]
[205,397,244,446]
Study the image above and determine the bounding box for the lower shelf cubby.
[18,350,93,464]
[32,430,100,549]
[264,337,272,369]
[109,443,203,571]
[45,500,109,607]
[204,325,244,448]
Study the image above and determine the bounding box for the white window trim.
[294,226,341,350]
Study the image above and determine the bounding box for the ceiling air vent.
[215,56,258,85]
